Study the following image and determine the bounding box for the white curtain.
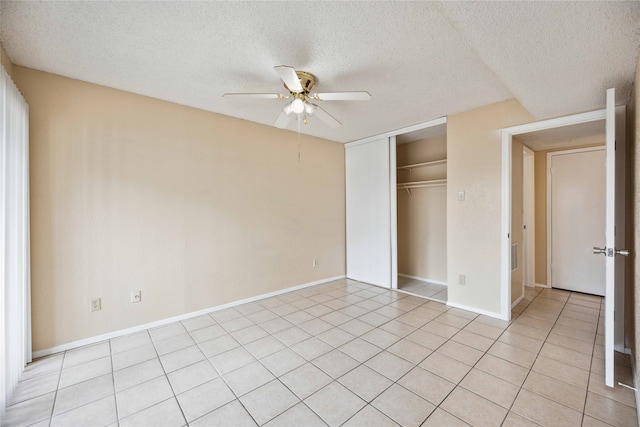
[0,66,30,415]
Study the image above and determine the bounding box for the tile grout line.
[579,300,602,426]
[47,350,66,427]
[106,339,120,427]
[425,307,514,425]
[142,328,189,426]
[303,293,477,426]
[223,284,425,425]
[186,313,264,427]
[406,288,547,426]
[500,289,589,426]
[16,280,626,427]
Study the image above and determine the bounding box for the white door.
[549,147,606,295]
[602,88,626,387]
[522,146,535,287]
[345,138,392,287]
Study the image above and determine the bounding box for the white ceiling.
[1,1,638,143]
[396,123,447,145]
[515,120,605,152]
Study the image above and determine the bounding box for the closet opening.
[394,122,448,302]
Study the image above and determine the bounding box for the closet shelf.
[397,159,447,170]
[397,179,447,189]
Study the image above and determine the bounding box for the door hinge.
[607,248,614,257]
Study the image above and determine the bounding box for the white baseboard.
[32,275,346,359]
[511,293,525,309]
[446,300,504,320]
[535,283,549,288]
[398,273,447,287]
[395,288,446,303]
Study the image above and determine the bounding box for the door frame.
[522,145,535,291]
[500,109,606,320]
[546,146,606,292]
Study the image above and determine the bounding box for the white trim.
[502,109,606,135]
[32,275,345,359]
[390,136,398,290]
[511,293,525,309]
[446,300,502,320]
[604,88,615,387]
[500,128,512,321]
[395,288,446,303]
[500,108,608,321]
[535,283,549,288]
[522,145,535,291]
[398,273,447,287]
[546,146,605,291]
[345,117,447,147]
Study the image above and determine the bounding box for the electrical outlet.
[131,290,142,303]
[458,274,466,286]
[90,298,102,312]
[312,259,318,267]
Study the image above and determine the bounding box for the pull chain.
[298,116,306,164]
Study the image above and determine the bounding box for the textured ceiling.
[516,120,605,152]
[0,1,638,143]
[396,123,447,145]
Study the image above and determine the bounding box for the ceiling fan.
[223,66,371,129]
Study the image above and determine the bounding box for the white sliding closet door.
[1,66,31,415]
[345,138,392,287]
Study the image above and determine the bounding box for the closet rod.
[396,179,447,189]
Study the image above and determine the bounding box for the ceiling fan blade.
[314,106,342,128]
[311,91,371,101]
[223,93,284,99]
[274,109,292,129]
[274,65,303,93]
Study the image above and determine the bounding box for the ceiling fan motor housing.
[285,71,316,94]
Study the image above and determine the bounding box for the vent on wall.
[511,243,518,271]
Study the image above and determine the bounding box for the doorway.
[501,95,626,388]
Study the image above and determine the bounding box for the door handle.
[593,246,606,255]
[593,247,629,256]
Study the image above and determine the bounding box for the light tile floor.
[3,280,637,427]
[398,277,447,303]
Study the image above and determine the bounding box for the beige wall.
[396,136,447,283]
[533,140,605,285]
[447,99,533,315]
[511,139,523,304]
[1,42,14,78]
[13,66,346,351]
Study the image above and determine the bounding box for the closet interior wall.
[396,135,447,285]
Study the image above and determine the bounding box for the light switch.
[458,191,465,201]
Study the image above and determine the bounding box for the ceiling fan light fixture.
[291,98,305,114]
[305,103,317,116]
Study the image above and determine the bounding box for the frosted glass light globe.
[291,98,305,114]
